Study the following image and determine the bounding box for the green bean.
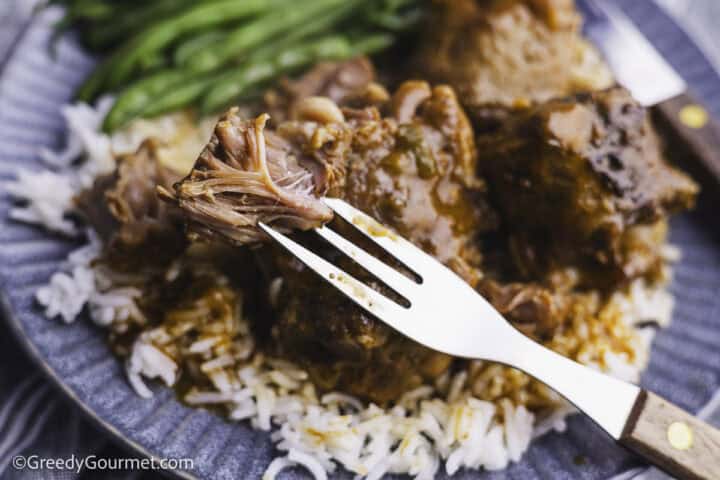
[381,0,417,11]
[198,31,390,115]
[351,33,395,55]
[51,0,116,48]
[366,7,424,31]
[131,63,273,122]
[185,0,347,74]
[77,57,117,101]
[173,31,228,67]
[102,69,188,131]
[135,4,366,122]
[74,0,421,122]
[105,5,360,129]
[200,36,353,114]
[245,0,365,63]
[67,0,117,21]
[84,0,196,51]
[83,0,282,98]
[362,0,423,31]
[134,73,222,120]
[141,0,362,117]
[113,0,286,87]
[137,50,168,72]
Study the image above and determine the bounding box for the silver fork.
[259,198,720,480]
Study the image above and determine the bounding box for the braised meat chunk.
[263,244,456,403]
[342,81,495,272]
[162,61,390,246]
[416,0,612,128]
[165,78,495,401]
[76,140,186,269]
[477,87,698,287]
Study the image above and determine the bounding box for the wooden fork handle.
[619,390,720,480]
[506,335,720,479]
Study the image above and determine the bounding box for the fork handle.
[620,390,720,480]
[504,334,720,480]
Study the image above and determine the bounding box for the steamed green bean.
[200,36,354,113]
[53,0,424,129]
[185,0,346,73]
[103,70,189,131]
[80,0,283,98]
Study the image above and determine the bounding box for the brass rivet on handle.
[679,104,709,129]
[667,421,694,450]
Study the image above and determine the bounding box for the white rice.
[4,99,676,480]
[3,96,215,237]
[126,334,179,399]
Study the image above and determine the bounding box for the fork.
[259,198,720,480]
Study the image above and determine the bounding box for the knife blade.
[578,0,720,185]
[579,0,685,107]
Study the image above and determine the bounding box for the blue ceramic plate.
[1,1,719,479]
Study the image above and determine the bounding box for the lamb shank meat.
[477,87,698,288]
[415,0,613,129]
[161,61,697,401]
[76,140,186,270]
[163,78,496,401]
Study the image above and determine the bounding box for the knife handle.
[619,390,720,480]
[654,92,720,185]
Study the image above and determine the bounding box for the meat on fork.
[159,110,349,245]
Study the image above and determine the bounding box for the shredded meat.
[76,140,186,269]
[159,111,346,245]
[165,60,385,245]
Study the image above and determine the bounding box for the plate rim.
[0,287,195,480]
[0,10,195,478]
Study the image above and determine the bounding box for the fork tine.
[322,198,438,279]
[314,225,418,299]
[258,223,410,320]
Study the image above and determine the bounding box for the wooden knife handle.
[619,390,720,480]
[654,92,720,184]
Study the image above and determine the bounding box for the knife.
[580,0,720,186]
